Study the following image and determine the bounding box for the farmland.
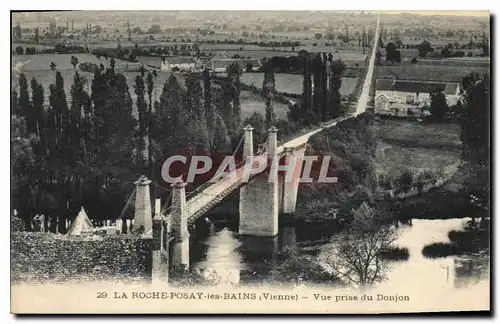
[372,119,462,148]
[240,73,359,96]
[240,90,289,121]
[375,141,461,178]
[376,63,490,82]
[372,119,462,178]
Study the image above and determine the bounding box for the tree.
[385,43,401,63]
[70,55,79,69]
[243,112,267,152]
[418,41,432,58]
[314,33,322,40]
[146,72,155,178]
[17,73,30,120]
[459,73,489,162]
[429,90,449,121]
[375,49,382,66]
[397,169,413,193]
[262,59,276,128]
[30,78,45,137]
[301,52,313,113]
[148,24,162,34]
[49,71,69,134]
[227,62,243,133]
[328,60,346,119]
[11,90,19,115]
[385,42,397,54]
[12,115,39,227]
[411,58,418,64]
[15,46,24,55]
[311,53,325,119]
[134,75,148,172]
[322,203,397,287]
[441,46,451,58]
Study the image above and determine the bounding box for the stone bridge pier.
[278,146,305,215]
[170,181,190,269]
[239,125,303,236]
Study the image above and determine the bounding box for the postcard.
[10,9,490,314]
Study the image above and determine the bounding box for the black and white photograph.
[9,9,491,314]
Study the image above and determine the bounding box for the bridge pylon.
[171,181,190,269]
[239,126,279,236]
[243,124,254,159]
[134,175,153,236]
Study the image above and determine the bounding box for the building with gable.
[374,78,463,117]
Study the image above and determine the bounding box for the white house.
[160,56,201,72]
[374,78,463,117]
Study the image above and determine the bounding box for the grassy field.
[240,90,289,121]
[376,64,490,82]
[372,119,462,178]
[375,141,461,177]
[372,119,462,148]
[240,73,359,96]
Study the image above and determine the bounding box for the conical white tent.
[67,206,94,236]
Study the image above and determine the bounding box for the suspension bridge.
[86,15,381,283]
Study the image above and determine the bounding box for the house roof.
[212,59,262,69]
[375,79,460,95]
[375,93,390,100]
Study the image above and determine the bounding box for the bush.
[397,169,414,192]
[448,228,489,252]
[15,46,24,55]
[411,58,418,64]
[79,62,99,73]
[422,242,457,258]
[269,247,338,285]
[423,228,489,258]
[11,215,24,232]
[169,265,220,287]
[379,246,410,260]
[274,119,301,142]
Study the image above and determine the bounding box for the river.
[189,216,490,291]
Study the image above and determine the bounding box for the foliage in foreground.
[321,202,397,287]
[422,223,490,258]
[378,246,410,261]
[169,265,222,287]
[268,247,339,286]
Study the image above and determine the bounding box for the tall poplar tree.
[262,59,276,129]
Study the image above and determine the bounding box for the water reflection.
[190,217,489,289]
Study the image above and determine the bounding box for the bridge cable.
[118,188,136,220]
[232,133,245,157]
[151,181,171,193]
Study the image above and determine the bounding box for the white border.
[2,2,497,323]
